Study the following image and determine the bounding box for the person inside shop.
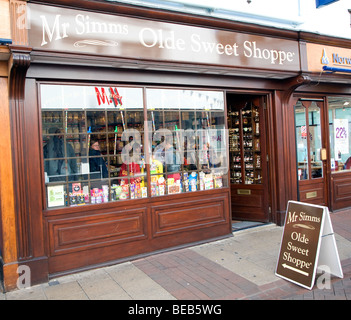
[119,141,142,184]
[89,137,109,179]
[44,127,78,181]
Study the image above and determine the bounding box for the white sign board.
[334,119,349,159]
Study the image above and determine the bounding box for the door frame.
[226,92,272,223]
[291,94,330,208]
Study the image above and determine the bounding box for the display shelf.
[228,103,262,185]
[41,87,228,209]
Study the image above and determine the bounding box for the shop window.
[295,101,323,180]
[295,104,309,180]
[146,88,228,197]
[40,84,228,209]
[328,97,351,173]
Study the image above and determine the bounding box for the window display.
[328,97,351,172]
[41,85,228,209]
[41,85,146,208]
[146,88,228,197]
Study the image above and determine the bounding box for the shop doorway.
[294,99,328,206]
[227,94,269,222]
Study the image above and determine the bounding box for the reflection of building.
[1,0,351,291]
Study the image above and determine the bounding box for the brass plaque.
[306,191,317,199]
[320,148,327,161]
[237,189,251,195]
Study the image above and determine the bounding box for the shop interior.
[227,93,270,224]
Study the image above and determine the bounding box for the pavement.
[1,209,351,302]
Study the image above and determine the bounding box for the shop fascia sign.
[306,43,351,74]
[27,3,299,71]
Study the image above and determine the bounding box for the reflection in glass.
[295,103,308,180]
[328,97,351,172]
[146,88,227,197]
[308,103,323,179]
[87,111,106,132]
[41,85,227,208]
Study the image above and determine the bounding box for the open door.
[227,94,269,222]
[294,99,328,206]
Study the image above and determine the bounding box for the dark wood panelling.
[298,180,326,206]
[231,193,263,208]
[331,173,351,210]
[151,195,227,238]
[47,208,147,256]
[48,221,231,277]
[46,190,231,276]
[230,185,267,221]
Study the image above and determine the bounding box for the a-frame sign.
[275,201,343,290]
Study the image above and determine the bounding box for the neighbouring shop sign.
[306,42,351,74]
[275,201,343,290]
[26,3,300,72]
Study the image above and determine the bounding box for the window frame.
[39,82,228,211]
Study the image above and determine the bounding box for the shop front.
[1,0,305,290]
[288,40,351,211]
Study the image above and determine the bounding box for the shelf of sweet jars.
[231,170,242,184]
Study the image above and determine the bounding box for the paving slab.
[1,211,351,300]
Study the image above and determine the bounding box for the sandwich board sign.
[275,200,343,290]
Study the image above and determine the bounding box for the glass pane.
[211,111,225,128]
[107,110,124,133]
[328,97,351,172]
[309,102,323,179]
[146,88,227,197]
[126,110,144,131]
[164,111,180,131]
[66,111,86,134]
[42,111,64,135]
[197,111,211,130]
[184,135,197,171]
[181,111,195,130]
[148,109,164,132]
[87,111,106,133]
[295,103,308,180]
[66,134,87,157]
[41,84,145,208]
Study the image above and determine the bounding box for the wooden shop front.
[2,0,306,289]
[286,40,351,211]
